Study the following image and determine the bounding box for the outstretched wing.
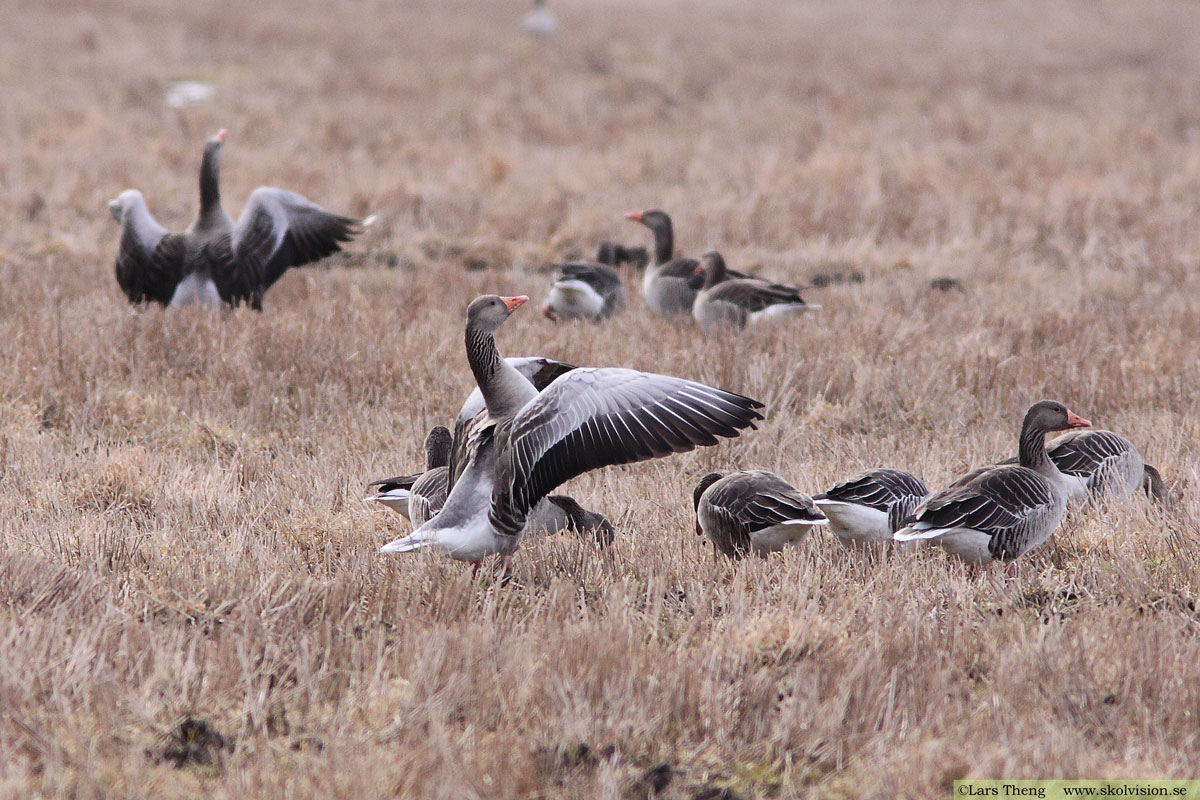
[230,187,363,295]
[489,368,764,535]
[115,213,186,307]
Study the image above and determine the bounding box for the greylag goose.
[893,401,1091,565]
[999,429,1166,502]
[519,0,557,37]
[528,495,617,548]
[108,129,369,310]
[813,469,929,547]
[365,426,452,521]
[381,294,763,563]
[692,471,827,559]
[365,426,453,526]
[691,252,818,335]
[541,261,624,321]
[623,209,748,318]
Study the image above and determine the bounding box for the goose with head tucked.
[381,294,764,564]
[813,468,929,548]
[691,252,818,335]
[108,129,370,311]
[365,426,453,525]
[692,470,827,559]
[894,401,1091,565]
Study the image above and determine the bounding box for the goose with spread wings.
[107,129,370,310]
[381,294,764,563]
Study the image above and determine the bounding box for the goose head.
[107,189,145,223]
[466,294,528,335]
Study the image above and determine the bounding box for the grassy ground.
[1,0,1199,797]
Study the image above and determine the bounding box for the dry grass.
[2,0,1200,796]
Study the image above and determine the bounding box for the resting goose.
[365,426,453,526]
[691,252,818,335]
[623,209,749,318]
[813,469,929,548]
[108,129,369,310]
[894,401,1091,565]
[381,294,764,563]
[692,470,827,559]
[541,261,624,321]
[999,429,1165,503]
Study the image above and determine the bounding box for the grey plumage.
[693,470,826,559]
[108,129,367,311]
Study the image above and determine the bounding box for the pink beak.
[501,295,528,314]
[1066,411,1091,429]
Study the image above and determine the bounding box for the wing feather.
[489,369,763,534]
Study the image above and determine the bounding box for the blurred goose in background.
[595,241,649,270]
[693,470,827,559]
[541,261,624,321]
[813,469,929,548]
[623,209,750,318]
[999,429,1167,503]
[691,252,818,335]
[519,0,557,37]
[894,401,1091,566]
[365,426,453,526]
[108,129,370,310]
[381,294,763,565]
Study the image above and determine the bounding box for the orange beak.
[215,129,227,143]
[501,295,528,313]
[624,211,644,222]
[1066,411,1091,429]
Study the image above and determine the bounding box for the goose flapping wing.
[488,368,764,535]
[450,357,578,487]
[231,187,363,294]
[115,212,187,306]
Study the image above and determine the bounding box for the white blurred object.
[519,0,557,38]
[164,81,215,108]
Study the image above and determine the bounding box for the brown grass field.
[2,0,1199,796]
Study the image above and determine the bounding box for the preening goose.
[693,471,827,559]
[691,252,818,335]
[365,426,453,521]
[108,129,369,310]
[894,401,1091,565]
[813,469,929,547]
[381,294,764,563]
[541,261,624,321]
[623,210,749,318]
[1000,429,1165,503]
